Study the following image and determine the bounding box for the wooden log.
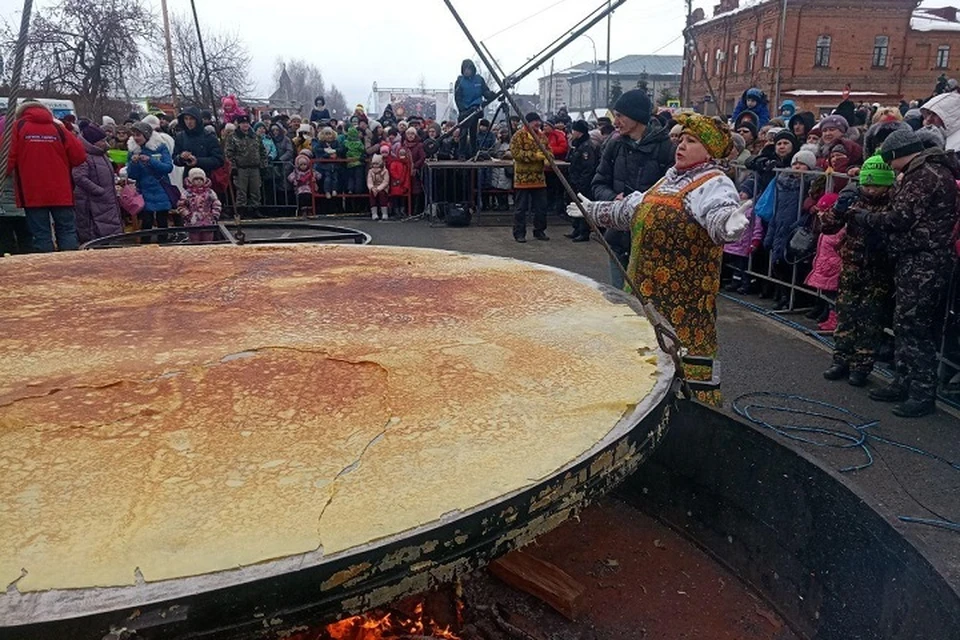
[488,550,585,621]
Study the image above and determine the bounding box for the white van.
[0,97,76,119]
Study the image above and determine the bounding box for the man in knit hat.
[821,155,896,388]
[854,130,960,417]
[591,89,673,287]
[509,112,551,242]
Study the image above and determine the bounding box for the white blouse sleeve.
[682,174,741,245]
[584,190,646,231]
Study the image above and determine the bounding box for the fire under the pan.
[303,498,799,640]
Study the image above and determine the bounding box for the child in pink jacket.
[177,167,222,242]
[723,193,765,294]
[806,192,845,331]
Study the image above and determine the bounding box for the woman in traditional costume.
[568,114,750,405]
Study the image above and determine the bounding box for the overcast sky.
[0,0,713,106]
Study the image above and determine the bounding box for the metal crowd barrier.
[222,158,414,219]
[727,162,848,315]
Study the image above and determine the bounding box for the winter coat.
[476,130,496,154]
[861,148,960,255]
[367,164,389,193]
[805,227,845,291]
[388,157,411,196]
[765,171,814,263]
[176,178,222,227]
[591,119,673,200]
[510,127,549,189]
[788,111,816,143]
[402,138,427,172]
[402,139,426,194]
[173,106,224,178]
[566,135,599,196]
[312,138,344,171]
[454,60,496,113]
[380,106,398,129]
[437,136,459,160]
[723,210,764,257]
[545,128,569,159]
[7,104,86,208]
[293,135,314,155]
[491,141,513,190]
[779,100,797,119]
[920,92,960,151]
[287,165,319,195]
[72,137,123,243]
[309,107,331,123]
[743,144,794,196]
[732,89,771,128]
[225,128,267,169]
[344,128,366,168]
[270,131,294,164]
[126,133,175,212]
[822,185,889,267]
[151,128,182,195]
[261,135,278,161]
[365,132,385,157]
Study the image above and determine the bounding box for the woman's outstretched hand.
[566,193,592,218]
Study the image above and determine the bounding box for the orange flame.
[323,602,461,640]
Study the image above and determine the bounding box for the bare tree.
[274,58,326,116]
[142,14,253,108]
[0,0,153,113]
[326,84,348,120]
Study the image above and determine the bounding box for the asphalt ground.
[318,213,960,590]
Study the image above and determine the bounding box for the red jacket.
[546,128,569,159]
[388,156,411,197]
[7,105,86,208]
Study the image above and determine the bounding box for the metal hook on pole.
[441,0,691,398]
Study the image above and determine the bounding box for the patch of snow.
[912,12,960,31]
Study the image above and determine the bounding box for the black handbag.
[787,225,816,261]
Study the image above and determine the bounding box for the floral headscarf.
[674,113,732,159]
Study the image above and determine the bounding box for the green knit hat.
[859,155,895,187]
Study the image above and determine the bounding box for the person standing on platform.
[454,59,496,160]
[510,112,551,243]
[6,100,86,252]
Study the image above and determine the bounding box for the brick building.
[681,0,960,116]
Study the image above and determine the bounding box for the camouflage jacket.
[510,128,550,189]
[225,129,267,169]
[823,185,890,267]
[861,149,960,255]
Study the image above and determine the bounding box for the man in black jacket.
[173,106,224,187]
[564,120,599,242]
[591,90,674,288]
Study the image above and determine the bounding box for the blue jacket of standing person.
[455,59,496,113]
[127,133,174,212]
